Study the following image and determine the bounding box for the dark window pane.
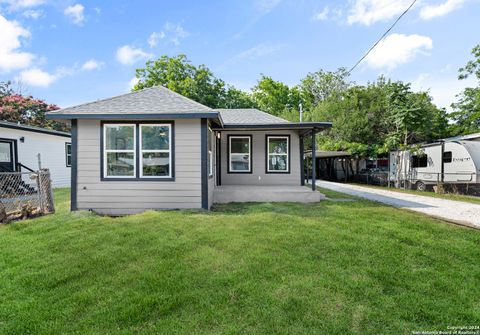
[142,152,170,176]
[141,126,169,150]
[443,151,452,163]
[412,155,428,168]
[66,143,71,155]
[106,126,134,150]
[230,154,250,171]
[107,152,135,176]
[269,138,287,154]
[269,155,287,171]
[231,138,250,154]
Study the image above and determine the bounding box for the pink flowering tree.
[0,82,68,132]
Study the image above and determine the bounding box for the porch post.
[300,135,305,186]
[201,118,209,209]
[311,130,316,191]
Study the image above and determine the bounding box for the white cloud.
[116,45,152,65]
[22,9,43,19]
[128,77,139,90]
[364,33,433,70]
[164,22,189,46]
[147,31,165,48]
[64,3,85,25]
[313,6,329,21]
[419,0,466,19]
[254,0,281,14]
[18,68,57,87]
[347,0,412,25]
[229,43,282,63]
[0,0,43,11]
[0,14,34,72]
[81,59,103,71]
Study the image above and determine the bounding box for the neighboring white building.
[0,121,71,188]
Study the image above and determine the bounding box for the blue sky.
[0,0,479,110]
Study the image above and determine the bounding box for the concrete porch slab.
[213,185,325,204]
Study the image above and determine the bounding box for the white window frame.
[266,135,289,173]
[229,135,251,173]
[139,124,172,178]
[103,124,136,178]
[65,142,72,167]
[208,128,213,177]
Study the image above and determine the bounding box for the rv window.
[412,155,428,168]
[443,151,452,163]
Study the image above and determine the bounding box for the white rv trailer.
[389,140,480,190]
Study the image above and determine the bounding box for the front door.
[0,140,15,172]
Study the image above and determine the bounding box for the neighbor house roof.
[0,120,71,138]
[46,86,218,119]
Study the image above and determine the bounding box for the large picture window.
[140,124,172,178]
[102,122,174,180]
[228,135,251,173]
[266,135,290,173]
[104,124,136,177]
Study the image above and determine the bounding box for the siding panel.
[76,119,202,214]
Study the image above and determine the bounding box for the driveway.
[318,180,480,229]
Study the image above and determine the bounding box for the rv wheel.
[416,181,427,191]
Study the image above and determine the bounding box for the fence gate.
[0,169,55,223]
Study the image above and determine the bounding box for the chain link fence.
[0,169,55,223]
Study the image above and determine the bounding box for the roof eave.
[45,112,220,120]
[212,122,332,131]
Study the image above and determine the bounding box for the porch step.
[213,185,325,204]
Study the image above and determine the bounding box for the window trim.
[227,135,252,174]
[139,124,172,179]
[65,142,72,167]
[100,121,175,181]
[208,128,214,178]
[265,135,291,174]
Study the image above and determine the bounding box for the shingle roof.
[216,108,288,125]
[0,120,71,137]
[47,86,214,116]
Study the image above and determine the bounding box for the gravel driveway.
[318,180,480,229]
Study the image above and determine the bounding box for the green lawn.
[350,183,480,205]
[1,188,479,334]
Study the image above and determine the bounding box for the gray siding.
[220,130,301,186]
[76,119,202,215]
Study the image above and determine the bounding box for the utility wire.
[348,0,418,74]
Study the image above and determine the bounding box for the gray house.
[47,86,331,215]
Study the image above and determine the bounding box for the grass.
[349,183,480,205]
[1,188,479,334]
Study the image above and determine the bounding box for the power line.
[348,0,418,74]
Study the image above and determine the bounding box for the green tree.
[450,44,480,135]
[133,54,254,109]
[252,75,301,118]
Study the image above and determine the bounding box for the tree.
[252,75,301,118]
[0,93,67,132]
[450,44,480,135]
[133,54,254,109]
[299,68,352,110]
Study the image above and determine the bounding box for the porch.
[213,185,325,204]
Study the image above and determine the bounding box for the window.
[266,135,290,173]
[104,124,136,177]
[228,135,251,173]
[140,124,172,178]
[412,154,428,168]
[208,129,213,177]
[443,151,452,163]
[65,143,72,167]
[102,122,174,180]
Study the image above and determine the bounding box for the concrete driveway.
[318,180,480,229]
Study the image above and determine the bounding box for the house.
[0,121,71,187]
[46,86,331,215]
